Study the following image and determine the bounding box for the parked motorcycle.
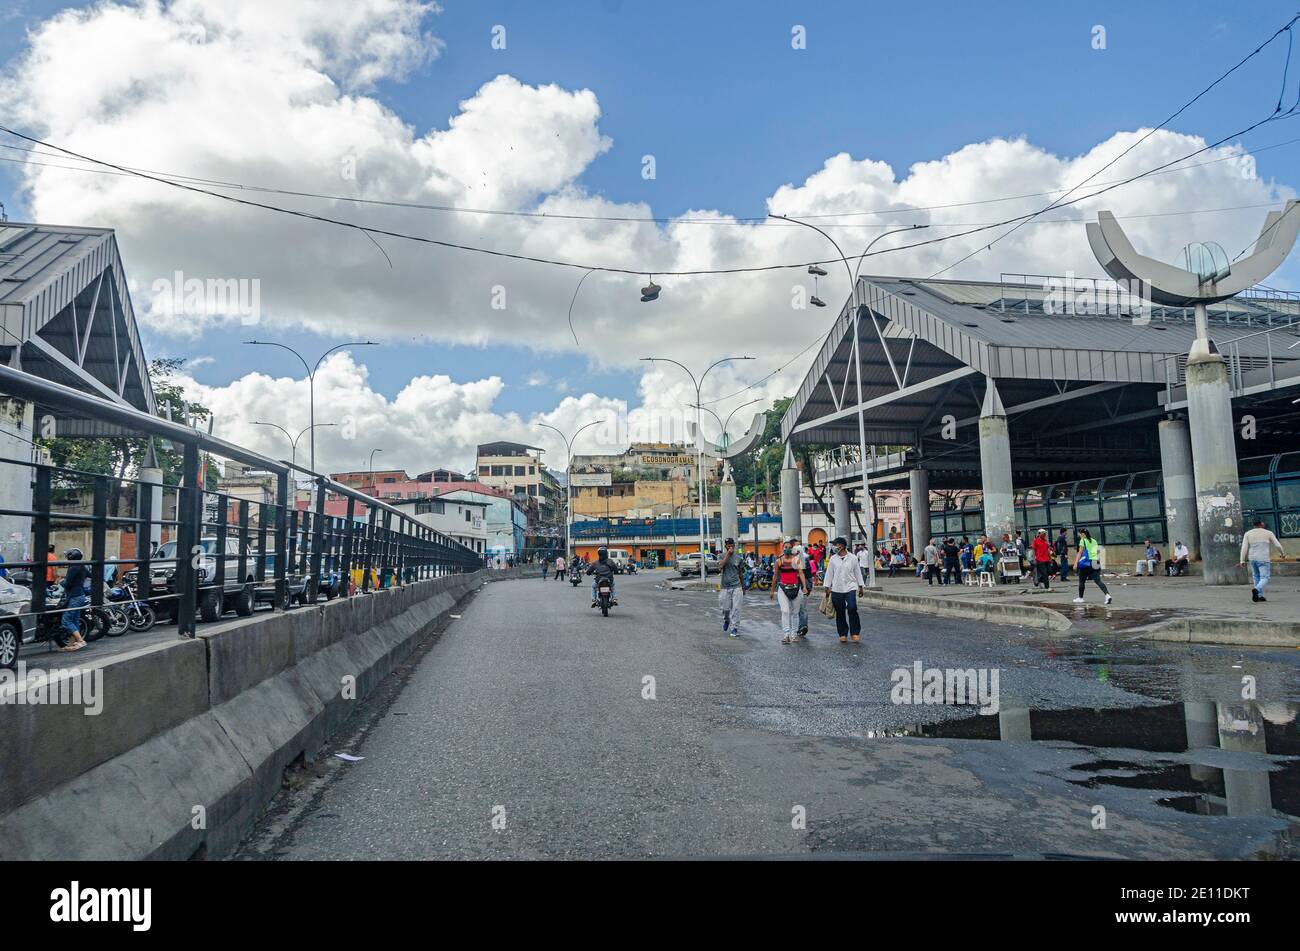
[106,583,157,635]
[36,584,109,644]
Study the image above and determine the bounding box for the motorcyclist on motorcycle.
[586,547,617,607]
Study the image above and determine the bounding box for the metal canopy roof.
[0,223,155,420]
[781,274,1300,488]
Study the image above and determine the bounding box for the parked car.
[252,552,308,608]
[126,537,257,622]
[676,551,721,577]
[605,548,631,573]
[0,576,35,670]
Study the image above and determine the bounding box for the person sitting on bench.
[1164,541,1190,576]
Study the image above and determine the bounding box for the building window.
[514,465,525,476]
[479,465,489,476]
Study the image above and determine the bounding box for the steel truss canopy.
[781,274,1300,490]
[0,223,155,431]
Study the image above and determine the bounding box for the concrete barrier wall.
[0,567,521,860]
[859,588,1072,631]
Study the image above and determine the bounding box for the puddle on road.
[1025,601,1191,632]
[893,700,1300,820]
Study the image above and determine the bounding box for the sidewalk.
[859,568,1300,647]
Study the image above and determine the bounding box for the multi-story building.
[433,483,527,558]
[569,441,698,489]
[331,469,410,491]
[217,459,278,526]
[392,495,489,555]
[571,477,690,520]
[474,441,562,530]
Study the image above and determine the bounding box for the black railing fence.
[0,364,483,641]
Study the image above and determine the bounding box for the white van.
[605,549,631,572]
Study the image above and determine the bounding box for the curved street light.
[688,397,762,453]
[640,355,754,580]
[536,419,606,561]
[766,217,928,586]
[253,420,338,471]
[244,339,378,474]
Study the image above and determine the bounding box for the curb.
[858,589,1072,631]
[1127,618,1300,648]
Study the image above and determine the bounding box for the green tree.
[39,358,218,511]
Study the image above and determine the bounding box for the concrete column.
[833,484,850,542]
[720,467,738,544]
[1183,701,1219,785]
[909,468,929,556]
[998,707,1032,742]
[1158,417,1199,560]
[137,446,163,550]
[978,378,1015,542]
[1185,328,1246,585]
[1216,702,1271,817]
[779,444,802,542]
[0,398,34,564]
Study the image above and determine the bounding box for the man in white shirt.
[1165,541,1190,576]
[823,536,866,643]
[1240,518,1286,602]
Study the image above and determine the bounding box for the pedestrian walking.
[770,541,809,645]
[1072,528,1112,604]
[823,536,865,643]
[718,537,744,637]
[791,539,810,635]
[554,553,566,581]
[1054,528,1070,582]
[1031,528,1053,591]
[923,538,940,585]
[1240,517,1286,602]
[542,559,549,579]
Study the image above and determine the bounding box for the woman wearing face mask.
[769,541,809,645]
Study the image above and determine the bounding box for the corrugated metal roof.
[781,273,1300,441]
[0,222,154,414]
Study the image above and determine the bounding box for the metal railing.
[0,364,482,646]
[1159,320,1300,405]
[998,273,1300,327]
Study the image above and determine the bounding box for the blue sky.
[2,0,1298,424]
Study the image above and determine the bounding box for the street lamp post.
[769,218,928,588]
[536,419,605,564]
[688,397,762,454]
[641,356,755,581]
[253,421,339,470]
[368,448,383,483]
[244,340,378,474]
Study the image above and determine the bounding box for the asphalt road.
[238,571,1300,860]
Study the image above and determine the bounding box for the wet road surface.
[237,572,1300,859]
